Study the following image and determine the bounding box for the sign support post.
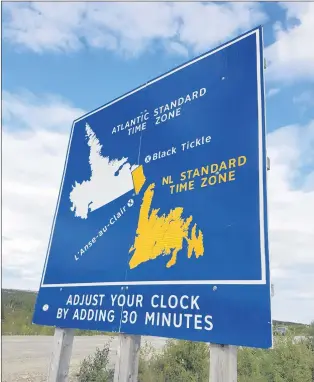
[47,327,74,382]
[209,344,237,382]
[114,334,141,382]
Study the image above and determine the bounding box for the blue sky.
[2,2,314,324]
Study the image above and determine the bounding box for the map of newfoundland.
[69,123,204,269]
[129,166,204,269]
[70,123,138,219]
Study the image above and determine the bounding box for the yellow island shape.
[129,165,204,269]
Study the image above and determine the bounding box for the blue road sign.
[33,27,272,349]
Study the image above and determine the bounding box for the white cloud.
[265,3,314,82]
[2,91,85,290]
[2,3,87,53]
[2,90,314,323]
[267,88,280,98]
[2,2,266,57]
[164,41,189,57]
[293,90,314,110]
[3,90,84,132]
[267,120,314,323]
[292,90,314,117]
[4,2,314,84]
[172,2,266,54]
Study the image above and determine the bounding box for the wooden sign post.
[47,328,74,382]
[114,334,141,382]
[210,344,237,382]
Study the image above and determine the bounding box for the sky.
[2,2,314,324]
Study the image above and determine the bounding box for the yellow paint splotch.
[129,166,204,269]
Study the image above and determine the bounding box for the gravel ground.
[2,335,167,382]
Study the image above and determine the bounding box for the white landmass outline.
[69,123,138,219]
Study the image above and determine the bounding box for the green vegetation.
[237,333,314,382]
[1,288,52,335]
[138,334,314,382]
[308,321,314,350]
[1,289,107,336]
[273,320,311,336]
[139,340,209,382]
[77,341,114,382]
[77,329,314,382]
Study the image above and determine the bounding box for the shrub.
[78,331,314,382]
[138,339,209,382]
[77,342,114,382]
[139,335,314,382]
[238,334,314,382]
[307,321,314,350]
